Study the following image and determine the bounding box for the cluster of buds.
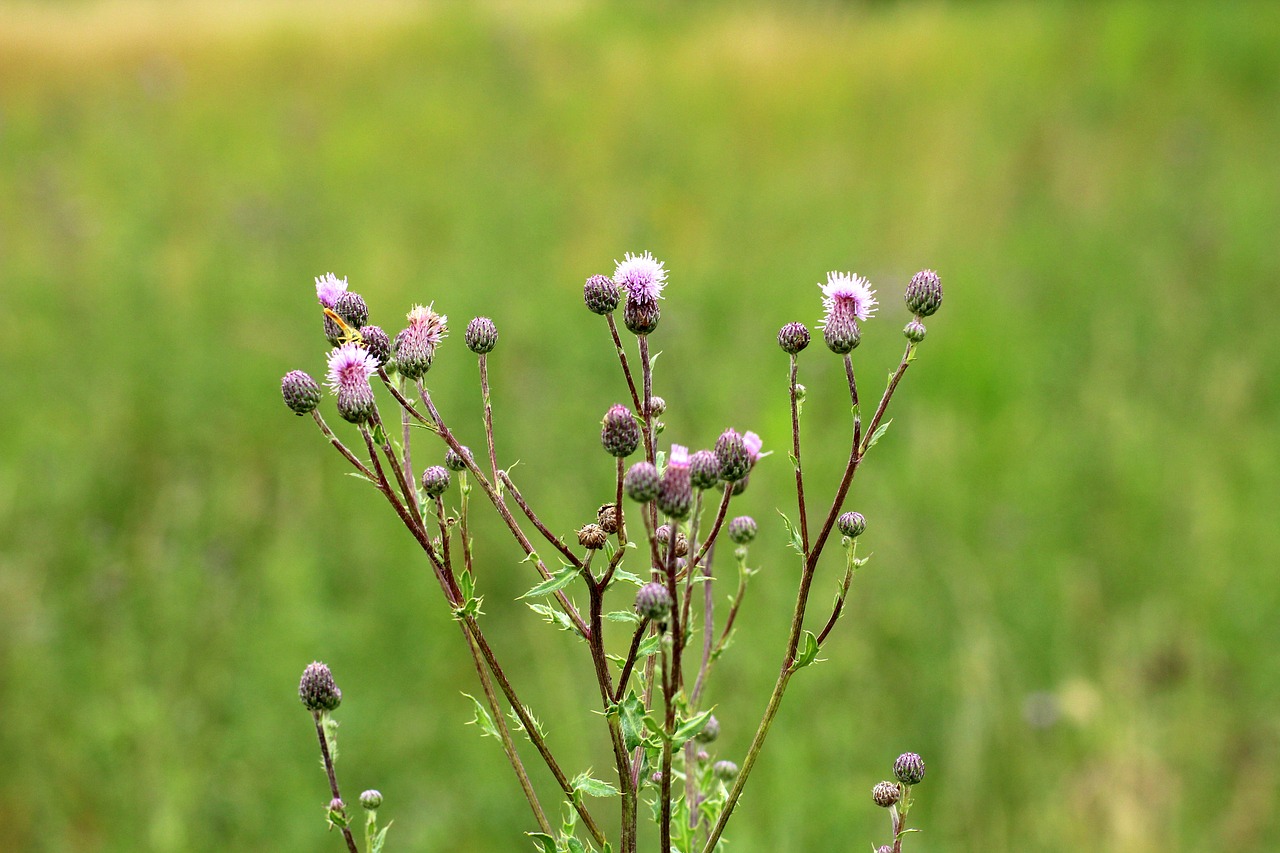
[282,255,942,853]
[871,752,928,850]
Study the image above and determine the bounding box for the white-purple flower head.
[326,342,378,393]
[819,271,877,325]
[315,272,349,309]
[657,443,693,519]
[668,444,690,470]
[614,251,667,304]
[742,431,763,464]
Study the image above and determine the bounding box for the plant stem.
[586,573,638,853]
[479,353,500,484]
[790,354,810,557]
[500,470,583,569]
[606,314,645,419]
[312,713,360,853]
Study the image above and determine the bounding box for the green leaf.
[611,569,645,587]
[791,630,821,671]
[604,610,640,624]
[461,693,500,740]
[572,770,621,799]
[519,566,581,599]
[458,569,475,602]
[343,471,377,486]
[526,602,576,633]
[866,418,893,450]
[566,838,587,853]
[670,708,715,747]
[370,822,392,853]
[618,691,646,751]
[636,632,662,659]
[776,509,805,556]
[371,422,388,445]
[527,832,557,853]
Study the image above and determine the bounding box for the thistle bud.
[876,847,893,853]
[360,325,391,366]
[904,319,927,343]
[727,516,757,544]
[597,503,619,534]
[722,474,749,496]
[329,797,346,815]
[336,385,376,424]
[299,662,342,712]
[420,466,451,498]
[624,462,660,503]
[281,370,321,415]
[822,313,861,354]
[778,322,810,355]
[689,450,720,490]
[634,582,673,622]
[359,790,383,811]
[334,291,369,329]
[893,752,926,785]
[393,305,447,380]
[655,524,689,558]
[444,445,473,472]
[464,317,498,354]
[715,429,750,482]
[905,269,943,317]
[647,396,667,417]
[623,299,660,336]
[837,511,866,539]
[578,524,607,550]
[323,312,345,346]
[656,445,693,519]
[583,274,621,315]
[695,714,720,744]
[601,405,641,458]
[872,781,901,808]
[697,749,711,763]
[713,760,739,782]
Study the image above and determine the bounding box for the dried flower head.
[394,304,448,380]
[299,661,342,712]
[325,343,378,423]
[655,524,689,558]
[872,781,901,808]
[314,272,349,309]
[577,524,608,550]
[597,503,619,534]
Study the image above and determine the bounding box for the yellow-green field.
[2,2,1277,851]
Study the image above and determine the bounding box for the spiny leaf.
[866,418,893,450]
[527,832,557,853]
[604,610,640,624]
[776,509,805,556]
[461,693,500,740]
[527,602,576,633]
[618,691,647,751]
[670,708,715,747]
[571,770,621,798]
[791,630,821,671]
[519,566,581,599]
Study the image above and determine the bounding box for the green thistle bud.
[872,781,901,808]
[334,291,369,329]
[578,524,607,550]
[876,846,893,853]
[905,269,943,317]
[822,313,861,354]
[894,752,926,785]
[624,462,660,503]
[904,319,926,343]
[360,325,391,366]
[837,511,866,539]
[359,790,383,811]
[281,370,321,415]
[444,445,472,472]
[464,317,498,354]
[420,466,451,498]
[635,582,673,621]
[689,450,721,490]
[647,396,667,417]
[583,274,621,315]
[601,404,641,458]
[715,429,750,482]
[299,661,342,712]
[695,714,720,744]
[778,322,810,355]
[713,760,739,782]
[727,516,757,544]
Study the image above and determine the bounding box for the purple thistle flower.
[394,304,449,380]
[819,271,878,325]
[326,342,378,423]
[315,272,349,309]
[743,431,763,465]
[657,444,693,519]
[613,251,667,304]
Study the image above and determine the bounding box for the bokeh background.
[2,1,1278,850]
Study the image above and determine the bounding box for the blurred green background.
[2,1,1278,850]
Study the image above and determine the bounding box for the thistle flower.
[715,429,750,482]
[778,322,810,354]
[583,274,621,315]
[656,444,693,519]
[325,343,378,423]
[624,462,660,503]
[689,450,721,490]
[394,304,448,380]
[837,511,866,539]
[905,269,943,317]
[894,752,926,785]
[299,661,342,712]
[822,313,861,354]
[743,431,763,467]
[904,319,927,343]
[601,404,641,458]
[696,714,720,744]
[623,299,661,336]
[359,790,383,811]
[420,466,451,498]
[597,503,619,534]
[655,524,688,558]
[314,272,349,309]
[465,317,498,354]
[444,446,473,472]
[635,582,673,621]
[334,291,369,329]
[727,516,757,544]
[613,250,667,305]
[819,271,877,323]
[360,325,391,366]
[281,370,321,415]
[713,760,739,782]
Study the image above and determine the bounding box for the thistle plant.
[282,258,942,852]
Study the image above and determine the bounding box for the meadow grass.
[1,2,1278,850]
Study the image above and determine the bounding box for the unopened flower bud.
[597,503,619,534]
[420,466,451,498]
[601,405,641,458]
[334,291,369,329]
[689,450,721,490]
[822,313,861,354]
[359,790,383,811]
[872,781,901,808]
[464,317,498,354]
[876,847,893,853]
[697,750,711,763]
[904,319,927,343]
[715,429,750,482]
[650,771,664,784]
[713,760,739,782]
[696,715,720,743]
[727,516,757,544]
[894,752,926,785]
[647,396,666,417]
[837,511,866,539]
[444,445,473,471]
[655,524,688,558]
[578,524,607,550]
[299,662,342,712]
[623,299,660,336]
[329,797,346,814]
[778,322,810,354]
[323,313,345,347]
[360,325,391,366]
[635,582,673,621]
[583,274,621,315]
[905,269,942,317]
[624,462,659,503]
[281,371,321,415]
